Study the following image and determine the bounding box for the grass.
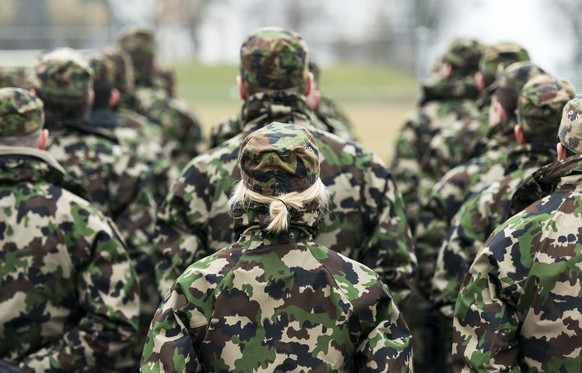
[170,60,419,163]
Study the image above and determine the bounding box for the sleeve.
[20,214,140,372]
[355,281,413,372]
[452,229,522,372]
[154,164,212,297]
[364,154,416,306]
[141,270,211,373]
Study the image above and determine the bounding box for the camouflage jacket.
[414,119,517,296]
[418,94,491,193]
[154,92,415,304]
[44,118,159,322]
[452,154,582,372]
[0,147,139,371]
[90,108,177,204]
[391,74,480,232]
[143,222,412,372]
[208,94,351,148]
[432,144,556,315]
[131,87,207,168]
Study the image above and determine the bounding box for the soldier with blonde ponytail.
[142,122,413,373]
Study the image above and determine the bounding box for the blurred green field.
[170,61,419,163]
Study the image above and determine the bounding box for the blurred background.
[1,0,580,162]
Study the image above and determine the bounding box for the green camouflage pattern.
[479,42,530,87]
[101,46,135,94]
[116,25,155,56]
[239,122,319,195]
[131,86,207,169]
[419,41,531,183]
[209,95,355,148]
[559,93,582,154]
[142,227,413,372]
[0,87,44,137]
[518,75,576,142]
[85,49,117,89]
[240,27,309,92]
[452,155,582,371]
[430,145,557,363]
[32,47,93,102]
[0,66,33,90]
[491,61,547,115]
[0,148,139,370]
[391,73,480,232]
[440,38,484,75]
[154,92,415,307]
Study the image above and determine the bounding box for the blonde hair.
[228,178,330,233]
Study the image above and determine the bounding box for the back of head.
[309,57,321,88]
[101,47,135,95]
[32,47,93,117]
[116,25,155,85]
[440,37,485,76]
[518,75,576,144]
[559,94,582,155]
[239,26,309,95]
[492,61,546,116]
[479,42,530,88]
[0,87,44,142]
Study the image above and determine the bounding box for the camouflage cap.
[492,61,546,115]
[309,57,321,87]
[32,47,93,103]
[85,49,116,90]
[479,42,530,88]
[0,87,44,137]
[0,66,33,90]
[240,27,309,92]
[559,94,582,154]
[518,75,576,143]
[116,25,155,56]
[239,122,319,196]
[440,38,485,75]
[101,47,135,94]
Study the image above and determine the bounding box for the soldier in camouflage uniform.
[429,74,575,370]
[154,27,415,307]
[414,61,547,296]
[0,66,33,89]
[86,48,177,204]
[117,25,207,169]
[419,42,530,190]
[0,87,139,371]
[31,47,158,370]
[209,56,357,148]
[452,93,582,371]
[390,37,484,233]
[142,123,413,372]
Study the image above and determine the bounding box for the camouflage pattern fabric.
[452,154,582,371]
[414,62,547,294]
[239,123,319,195]
[391,73,480,233]
[239,27,309,92]
[0,87,44,137]
[314,95,358,141]
[440,38,484,76]
[0,148,139,371]
[0,66,33,90]
[210,113,244,148]
[131,86,207,169]
[154,92,415,307]
[31,47,93,103]
[142,228,413,372]
[559,93,582,154]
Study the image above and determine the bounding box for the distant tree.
[549,0,582,84]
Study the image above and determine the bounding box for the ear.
[303,72,313,97]
[109,88,121,108]
[514,124,526,145]
[475,72,485,92]
[557,143,567,161]
[38,129,49,150]
[236,75,248,101]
